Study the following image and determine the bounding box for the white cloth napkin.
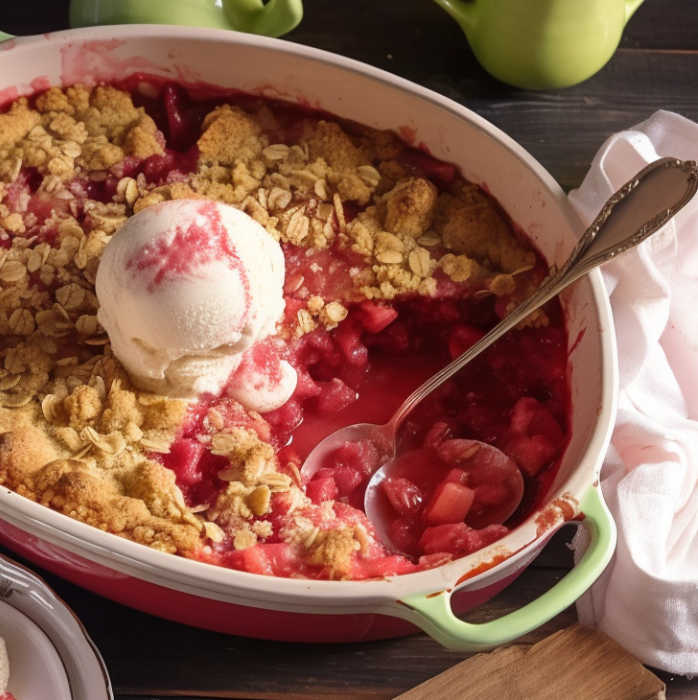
[568,110,698,675]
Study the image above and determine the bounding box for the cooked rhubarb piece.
[423,481,475,525]
[505,397,565,476]
[382,477,425,517]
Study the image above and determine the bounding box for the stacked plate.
[0,555,112,699]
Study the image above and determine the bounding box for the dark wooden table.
[2,1,698,698]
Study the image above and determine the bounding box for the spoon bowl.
[300,422,394,482]
[365,440,525,553]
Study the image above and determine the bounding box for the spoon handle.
[387,157,698,433]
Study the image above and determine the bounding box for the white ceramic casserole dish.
[0,25,617,650]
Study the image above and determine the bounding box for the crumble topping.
[0,82,549,578]
[307,527,361,579]
[198,104,263,166]
[0,87,163,184]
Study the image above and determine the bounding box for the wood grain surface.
[1,1,697,698]
[395,625,665,700]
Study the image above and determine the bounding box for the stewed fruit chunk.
[419,522,507,556]
[444,468,469,485]
[389,517,421,555]
[423,481,475,525]
[504,397,565,476]
[465,524,509,552]
[314,377,357,414]
[419,523,469,555]
[232,543,301,577]
[435,438,523,529]
[333,318,369,366]
[505,435,559,477]
[381,477,424,517]
[306,439,389,506]
[369,434,521,558]
[448,324,485,359]
[424,421,453,449]
[306,476,338,504]
[162,437,206,486]
[331,465,364,497]
[509,397,563,440]
[329,440,384,476]
[355,301,398,333]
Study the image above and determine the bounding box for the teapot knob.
[223,0,303,37]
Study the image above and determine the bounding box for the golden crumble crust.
[303,120,364,171]
[35,87,76,115]
[307,527,361,579]
[0,99,41,151]
[205,424,300,547]
[197,104,263,166]
[383,177,438,236]
[0,407,64,485]
[120,460,189,521]
[0,87,164,185]
[434,186,536,273]
[0,407,200,553]
[356,127,404,162]
[32,458,200,553]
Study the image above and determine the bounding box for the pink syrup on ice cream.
[231,337,285,390]
[125,201,252,316]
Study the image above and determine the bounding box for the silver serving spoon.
[300,157,698,551]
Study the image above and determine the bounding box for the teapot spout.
[224,0,303,37]
[432,0,477,31]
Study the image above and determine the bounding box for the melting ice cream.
[96,199,296,409]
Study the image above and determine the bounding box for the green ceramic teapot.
[69,0,303,38]
[433,0,644,89]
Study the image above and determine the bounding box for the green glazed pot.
[69,0,303,38]
[433,0,644,89]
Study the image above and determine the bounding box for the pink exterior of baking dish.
[0,25,618,644]
[0,518,526,642]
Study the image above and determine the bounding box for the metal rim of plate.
[0,553,113,700]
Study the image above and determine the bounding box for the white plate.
[0,602,71,699]
[0,555,112,700]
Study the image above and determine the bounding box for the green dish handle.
[0,32,14,42]
[400,485,616,651]
[69,0,303,38]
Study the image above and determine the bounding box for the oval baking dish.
[0,25,617,649]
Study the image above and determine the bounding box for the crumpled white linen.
[569,110,698,674]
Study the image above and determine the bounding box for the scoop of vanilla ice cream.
[96,198,296,403]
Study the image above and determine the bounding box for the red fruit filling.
[159,277,568,576]
[158,246,568,576]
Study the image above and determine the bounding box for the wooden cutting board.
[396,624,666,700]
